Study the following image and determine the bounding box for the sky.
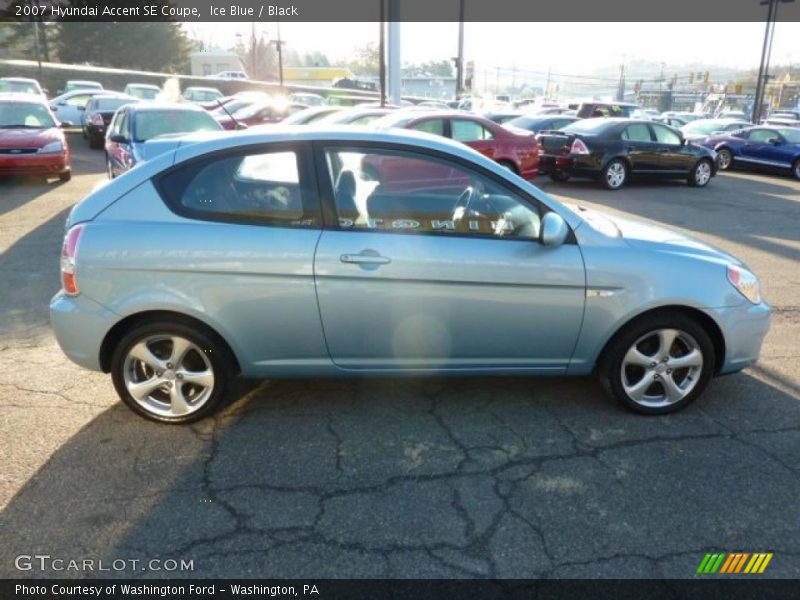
[188,21,800,75]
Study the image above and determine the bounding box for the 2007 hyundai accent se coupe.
[50,127,771,423]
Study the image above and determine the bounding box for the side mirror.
[540,212,569,247]
[109,134,128,144]
[50,105,58,112]
[768,137,782,145]
[59,121,73,128]
[680,137,687,145]
[78,106,85,111]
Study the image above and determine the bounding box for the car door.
[650,123,693,173]
[619,123,661,172]
[57,93,91,126]
[313,143,586,371]
[450,118,496,159]
[741,129,791,167]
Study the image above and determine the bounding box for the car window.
[323,146,542,240]
[65,94,91,107]
[410,119,445,136]
[133,110,220,141]
[451,119,494,142]
[0,102,57,128]
[621,123,652,142]
[748,129,779,143]
[652,124,682,144]
[158,150,318,227]
[119,111,130,138]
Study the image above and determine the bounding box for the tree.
[231,35,278,81]
[347,42,380,77]
[54,21,191,73]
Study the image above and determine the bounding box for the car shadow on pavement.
[539,173,800,264]
[0,207,70,339]
[2,371,799,579]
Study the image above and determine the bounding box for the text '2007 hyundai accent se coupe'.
[50,126,770,423]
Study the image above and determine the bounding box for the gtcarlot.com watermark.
[14,554,194,573]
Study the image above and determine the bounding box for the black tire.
[599,311,715,415]
[687,158,713,188]
[600,158,628,190]
[716,148,733,171]
[792,158,800,181]
[497,160,518,175]
[110,320,234,424]
[58,171,72,183]
[88,135,103,150]
[549,170,571,182]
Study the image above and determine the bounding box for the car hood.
[0,127,62,149]
[576,206,742,266]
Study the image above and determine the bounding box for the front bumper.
[50,291,119,372]
[706,301,771,375]
[0,152,70,176]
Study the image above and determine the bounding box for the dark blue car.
[704,126,800,180]
[505,114,580,134]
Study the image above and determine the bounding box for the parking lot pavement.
[1,135,798,579]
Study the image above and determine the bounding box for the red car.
[0,94,71,182]
[375,111,540,179]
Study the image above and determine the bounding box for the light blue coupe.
[50,127,770,423]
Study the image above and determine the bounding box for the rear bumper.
[50,291,118,372]
[538,154,601,177]
[706,301,771,375]
[85,124,107,138]
[0,152,70,176]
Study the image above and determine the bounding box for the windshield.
[507,116,551,129]
[128,87,159,99]
[778,128,800,143]
[0,80,40,94]
[66,82,102,92]
[186,89,221,102]
[0,102,57,128]
[133,110,220,141]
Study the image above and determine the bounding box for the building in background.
[189,49,245,77]
[282,67,354,87]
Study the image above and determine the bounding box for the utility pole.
[544,66,551,99]
[379,1,386,107]
[617,63,626,101]
[387,0,401,105]
[250,22,257,79]
[754,0,795,123]
[270,21,285,87]
[455,0,465,99]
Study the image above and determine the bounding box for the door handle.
[340,253,391,265]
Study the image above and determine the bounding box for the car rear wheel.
[688,159,713,187]
[111,321,233,424]
[793,158,800,181]
[599,311,715,415]
[58,171,71,183]
[601,159,627,190]
[716,148,733,171]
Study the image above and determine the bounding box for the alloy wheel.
[695,161,712,186]
[717,150,732,170]
[620,328,704,408]
[606,162,626,189]
[122,335,215,418]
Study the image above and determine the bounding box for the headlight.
[727,265,761,304]
[39,141,64,153]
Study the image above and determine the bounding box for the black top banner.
[1,0,800,22]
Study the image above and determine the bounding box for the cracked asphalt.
[1,135,798,579]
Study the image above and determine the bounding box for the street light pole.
[270,22,285,87]
[754,0,795,123]
[455,0,465,99]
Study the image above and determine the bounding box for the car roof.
[127,83,161,89]
[1,77,40,83]
[128,102,208,113]
[185,86,220,92]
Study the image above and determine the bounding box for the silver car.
[50,127,771,423]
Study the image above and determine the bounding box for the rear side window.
[451,119,494,142]
[652,124,682,144]
[621,124,652,142]
[157,149,319,228]
[411,119,445,136]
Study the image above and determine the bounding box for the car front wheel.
[601,159,627,190]
[600,312,715,415]
[688,159,713,187]
[110,321,233,423]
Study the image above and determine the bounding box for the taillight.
[60,224,85,296]
[570,138,590,154]
[90,113,104,126]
